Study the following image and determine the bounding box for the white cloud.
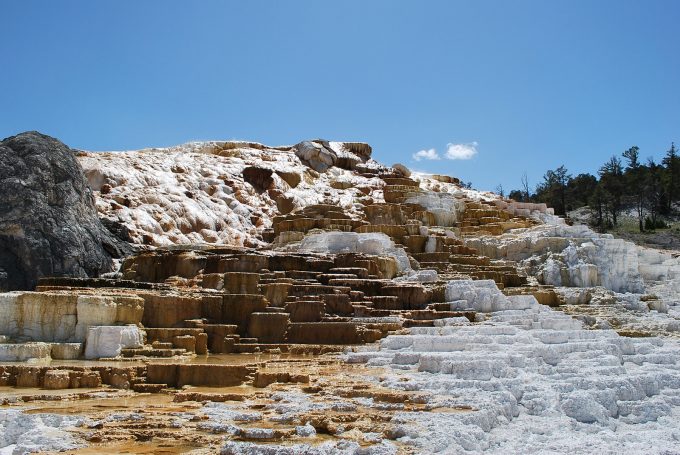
[444,142,478,160]
[412,142,479,162]
[412,148,440,161]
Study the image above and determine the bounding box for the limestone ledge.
[0,291,143,343]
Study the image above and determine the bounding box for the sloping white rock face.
[83,325,144,359]
[464,222,680,334]
[345,280,680,453]
[638,248,680,308]
[78,139,519,249]
[298,232,413,274]
[466,224,647,293]
[77,141,385,248]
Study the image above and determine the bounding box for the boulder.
[293,140,371,172]
[294,141,337,172]
[392,163,411,177]
[83,325,144,359]
[0,131,134,291]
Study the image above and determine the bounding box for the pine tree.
[645,158,664,228]
[662,142,679,212]
[622,146,644,231]
[598,156,624,226]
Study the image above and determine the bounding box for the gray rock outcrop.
[294,140,372,172]
[294,140,337,172]
[0,131,133,291]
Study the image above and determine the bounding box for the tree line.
[508,143,678,232]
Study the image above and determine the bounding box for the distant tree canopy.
[510,143,678,232]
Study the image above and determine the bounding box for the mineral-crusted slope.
[1,133,680,454]
[76,139,383,248]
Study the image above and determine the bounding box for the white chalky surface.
[83,324,144,359]
[465,217,680,337]
[202,394,402,454]
[76,141,389,247]
[220,440,398,455]
[0,409,86,454]
[75,141,505,249]
[345,282,680,454]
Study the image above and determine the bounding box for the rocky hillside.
[76,138,502,248]
[76,136,680,333]
[78,141,382,246]
[1,132,680,454]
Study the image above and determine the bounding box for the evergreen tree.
[622,146,640,169]
[622,146,645,231]
[511,142,675,230]
[598,156,624,226]
[589,183,609,230]
[535,165,571,215]
[566,173,597,210]
[662,142,679,212]
[645,158,665,228]
[508,189,526,201]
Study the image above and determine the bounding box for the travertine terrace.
[1,137,679,454]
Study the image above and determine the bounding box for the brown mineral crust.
[2,358,440,454]
[146,363,260,388]
[0,365,143,389]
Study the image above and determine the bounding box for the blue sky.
[1,1,678,192]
